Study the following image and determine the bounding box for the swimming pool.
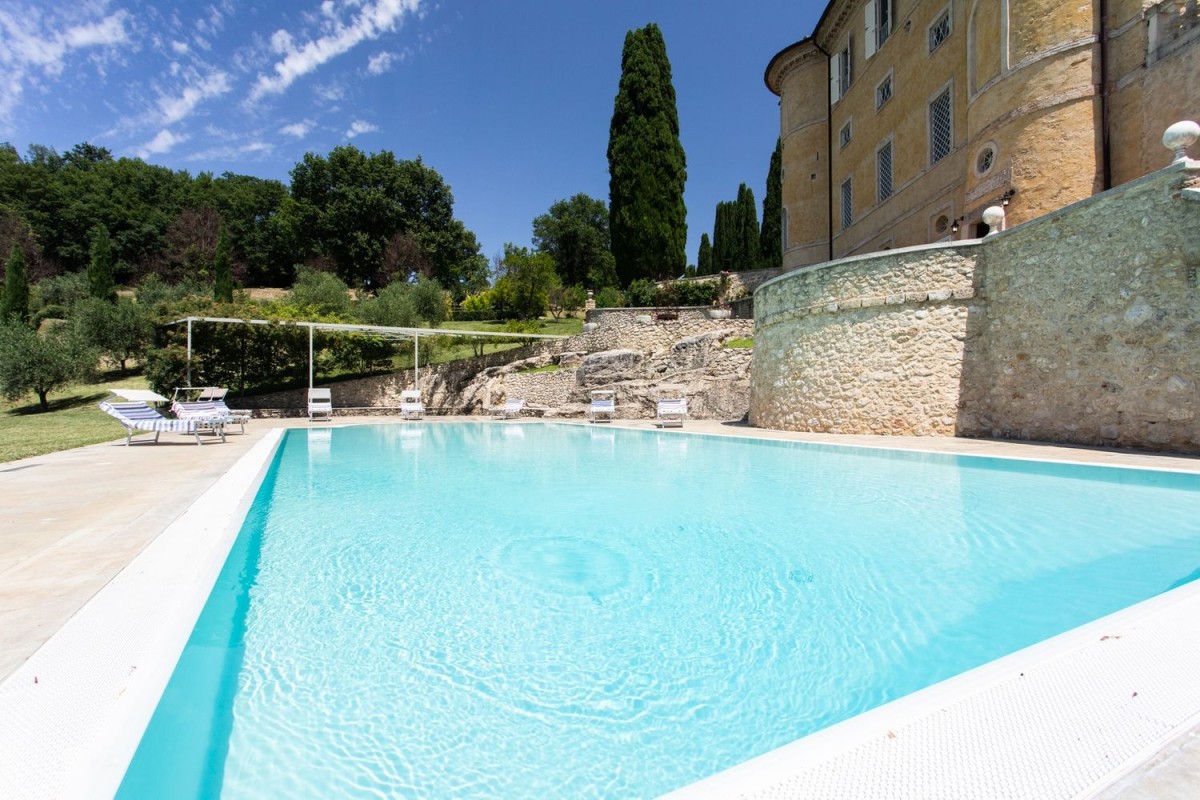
[116,423,1200,798]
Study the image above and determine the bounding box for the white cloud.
[248,0,423,103]
[345,119,378,139]
[157,70,231,125]
[0,6,131,129]
[137,129,187,158]
[241,140,272,154]
[269,29,294,55]
[171,40,189,54]
[280,119,315,138]
[366,51,394,75]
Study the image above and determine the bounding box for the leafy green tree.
[493,244,557,320]
[287,268,351,317]
[532,194,618,289]
[288,146,487,296]
[73,297,153,370]
[0,320,97,410]
[87,226,116,301]
[213,225,234,302]
[607,23,687,285]
[760,138,783,270]
[697,233,713,275]
[547,284,586,321]
[2,245,30,323]
[410,276,449,326]
[594,286,624,308]
[358,281,419,328]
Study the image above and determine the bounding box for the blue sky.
[0,0,825,269]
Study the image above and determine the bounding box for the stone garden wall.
[750,162,1200,452]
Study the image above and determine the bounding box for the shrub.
[593,286,624,308]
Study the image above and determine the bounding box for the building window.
[839,120,853,149]
[840,178,853,230]
[830,39,852,103]
[781,207,789,250]
[865,1,893,58]
[929,7,951,53]
[929,87,952,164]
[974,143,997,176]
[877,141,893,203]
[875,73,893,110]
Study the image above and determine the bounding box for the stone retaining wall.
[750,163,1200,451]
[580,307,753,353]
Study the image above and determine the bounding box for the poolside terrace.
[1,418,1198,798]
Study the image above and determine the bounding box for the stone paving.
[2,417,1199,797]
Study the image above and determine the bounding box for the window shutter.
[865,1,877,58]
[830,53,841,103]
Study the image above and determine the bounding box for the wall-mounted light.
[950,216,964,233]
[1001,188,1016,207]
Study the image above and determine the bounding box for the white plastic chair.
[400,389,425,420]
[588,391,615,423]
[655,398,687,428]
[308,388,333,422]
[491,398,525,420]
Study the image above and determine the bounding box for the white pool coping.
[0,429,284,800]
[2,423,1199,799]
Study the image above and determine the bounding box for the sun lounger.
[99,400,225,446]
[172,400,249,434]
[588,391,615,423]
[655,397,687,428]
[491,398,525,420]
[308,388,333,422]
[400,389,425,420]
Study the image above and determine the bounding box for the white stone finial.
[1163,120,1200,164]
[981,205,1005,236]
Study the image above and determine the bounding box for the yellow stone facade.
[766,0,1200,268]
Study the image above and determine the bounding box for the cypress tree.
[88,227,116,302]
[2,246,30,323]
[736,183,760,271]
[711,201,737,274]
[760,137,783,269]
[213,225,234,303]
[697,233,712,276]
[607,23,687,285]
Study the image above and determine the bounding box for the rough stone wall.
[959,164,1200,450]
[751,244,980,435]
[579,308,753,353]
[751,163,1200,452]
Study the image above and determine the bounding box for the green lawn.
[440,316,584,336]
[0,372,148,463]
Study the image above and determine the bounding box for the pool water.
[117,424,1200,799]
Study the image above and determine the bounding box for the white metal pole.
[308,325,314,389]
[414,334,419,389]
[186,318,193,386]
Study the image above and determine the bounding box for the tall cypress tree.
[760,137,783,269]
[607,23,687,285]
[87,227,116,302]
[213,225,234,303]
[736,183,760,271]
[697,233,712,275]
[711,201,737,274]
[2,245,30,323]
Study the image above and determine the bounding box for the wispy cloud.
[157,70,231,125]
[0,6,131,128]
[345,119,379,139]
[137,128,187,158]
[248,0,422,103]
[366,51,395,75]
[280,119,315,138]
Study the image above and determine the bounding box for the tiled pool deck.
[1,418,1198,798]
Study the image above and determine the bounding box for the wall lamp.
[1001,188,1016,207]
[950,216,964,233]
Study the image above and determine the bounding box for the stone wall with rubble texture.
[750,163,1200,451]
[958,164,1200,450]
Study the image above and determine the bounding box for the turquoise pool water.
[118,424,1200,799]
